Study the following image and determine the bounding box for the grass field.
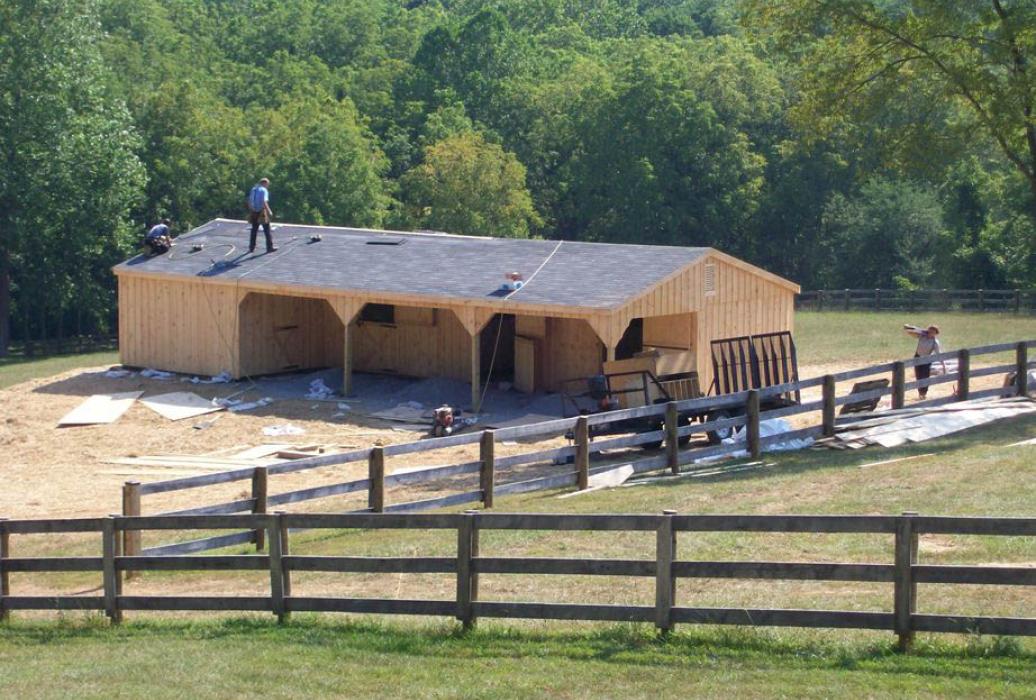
[0,351,118,390]
[1,311,1034,697]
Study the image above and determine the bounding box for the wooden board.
[140,392,225,421]
[514,336,537,393]
[58,391,143,426]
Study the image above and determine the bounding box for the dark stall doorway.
[480,314,516,384]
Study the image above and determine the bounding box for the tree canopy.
[3,0,1035,352]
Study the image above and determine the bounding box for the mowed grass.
[0,350,118,390]
[2,311,1035,697]
[0,618,1033,699]
[795,311,1036,367]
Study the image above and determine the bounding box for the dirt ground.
[0,358,1010,520]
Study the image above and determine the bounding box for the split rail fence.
[122,339,1035,557]
[797,288,1036,314]
[1,512,1034,650]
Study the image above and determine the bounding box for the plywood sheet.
[58,391,143,426]
[515,336,537,393]
[140,392,224,421]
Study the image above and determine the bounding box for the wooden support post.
[368,447,385,513]
[269,512,288,623]
[0,518,9,623]
[957,349,970,400]
[894,511,919,652]
[746,390,760,459]
[655,510,676,636]
[456,511,478,630]
[574,415,590,490]
[342,323,353,396]
[822,375,836,438]
[471,333,481,413]
[665,402,680,474]
[121,481,141,580]
[479,430,495,509]
[1016,342,1029,397]
[102,517,121,624]
[891,362,906,410]
[252,467,268,551]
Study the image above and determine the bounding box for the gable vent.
[704,263,716,295]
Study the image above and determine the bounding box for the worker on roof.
[144,218,173,256]
[246,177,276,253]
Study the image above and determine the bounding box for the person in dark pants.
[904,324,945,399]
[246,177,276,253]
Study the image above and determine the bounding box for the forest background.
[2,0,1034,353]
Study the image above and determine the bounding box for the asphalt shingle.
[116,219,710,310]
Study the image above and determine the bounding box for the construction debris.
[58,391,143,426]
[140,392,224,421]
[263,424,306,436]
[815,397,1036,450]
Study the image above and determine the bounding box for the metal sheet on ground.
[57,391,143,426]
[140,392,225,421]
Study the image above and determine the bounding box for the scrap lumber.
[58,391,143,426]
[140,392,224,421]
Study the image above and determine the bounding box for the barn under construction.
[114,219,799,409]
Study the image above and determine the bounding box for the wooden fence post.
[268,512,288,623]
[1016,342,1029,397]
[894,511,919,652]
[122,481,141,579]
[1015,289,1022,315]
[575,416,590,490]
[891,362,906,410]
[874,288,881,311]
[368,447,385,512]
[456,510,478,630]
[252,467,268,551]
[655,510,676,636]
[665,402,680,475]
[0,518,9,623]
[957,349,970,400]
[978,289,985,312]
[746,390,760,459]
[102,517,122,624]
[822,375,836,437]
[480,430,495,509]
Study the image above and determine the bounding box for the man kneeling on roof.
[145,218,173,256]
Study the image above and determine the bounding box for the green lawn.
[0,618,1032,699]
[0,350,118,390]
[795,311,1036,367]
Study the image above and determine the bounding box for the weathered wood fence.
[121,339,1036,556]
[1,512,1034,650]
[797,288,1036,314]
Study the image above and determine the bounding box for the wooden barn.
[114,219,799,409]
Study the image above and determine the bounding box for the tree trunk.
[0,250,9,357]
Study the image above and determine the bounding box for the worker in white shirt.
[904,324,945,399]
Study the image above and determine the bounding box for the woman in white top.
[904,324,944,399]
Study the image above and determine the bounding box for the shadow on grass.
[1,616,1032,683]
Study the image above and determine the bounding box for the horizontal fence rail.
[120,339,1036,557]
[797,288,1036,314]
[2,512,1035,649]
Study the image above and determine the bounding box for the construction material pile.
[813,397,1036,450]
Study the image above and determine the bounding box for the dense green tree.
[820,178,946,289]
[399,133,541,238]
[0,0,144,353]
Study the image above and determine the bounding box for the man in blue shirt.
[145,218,173,255]
[247,177,276,253]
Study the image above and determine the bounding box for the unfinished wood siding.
[117,275,242,377]
[643,313,695,351]
[542,317,603,391]
[351,306,470,381]
[694,256,796,391]
[238,293,343,376]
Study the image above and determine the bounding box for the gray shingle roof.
[115,219,711,310]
